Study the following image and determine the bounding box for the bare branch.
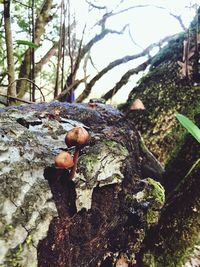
[76,34,177,103]
[81,24,128,60]
[9,78,45,102]
[54,77,89,102]
[102,58,152,101]
[35,42,58,75]
[169,13,187,31]
[85,0,106,10]
[0,92,34,104]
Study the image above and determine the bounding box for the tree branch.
[85,0,106,10]
[0,92,34,104]
[35,42,58,75]
[76,34,176,103]
[102,58,152,101]
[54,77,88,102]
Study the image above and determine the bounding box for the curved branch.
[9,78,45,102]
[54,77,89,102]
[102,58,151,101]
[35,42,58,75]
[76,34,176,103]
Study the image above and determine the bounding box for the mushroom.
[65,126,90,179]
[123,98,145,119]
[130,98,145,110]
[54,151,74,169]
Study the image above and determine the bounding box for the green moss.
[144,178,165,227]
[26,235,33,247]
[143,252,156,267]
[7,108,20,113]
[5,243,23,267]
[145,178,165,205]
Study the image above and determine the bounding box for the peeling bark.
[0,102,164,266]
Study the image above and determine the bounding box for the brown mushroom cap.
[130,99,145,110]
[65,126,90,147]
[54,151,74,169]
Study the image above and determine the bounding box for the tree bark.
[123,7,200,266]
[125,10,200,165]
[138,133,200,267]
[3,0,16,104]
[0,102,164,267]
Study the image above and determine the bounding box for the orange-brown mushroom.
[65,126,90,148]
[65,126,90,179]
[54,151,74,169]
[130,98,145,110]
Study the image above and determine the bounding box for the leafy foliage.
[16,40,40,48]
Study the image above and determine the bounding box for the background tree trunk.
[3,0,16,104]
[16,0,53,99]
[124,8,200,166]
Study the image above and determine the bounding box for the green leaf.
[16,40,40,48]
[176,113,200,143]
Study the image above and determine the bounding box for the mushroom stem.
[69,147,80,180]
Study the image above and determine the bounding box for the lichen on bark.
[0,102,165,267]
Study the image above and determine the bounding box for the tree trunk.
[124,7,200,266]
[16,0,53,99]
[3,0,16,104]
[125,8,200,166]
[0,102,164,267]
[137,130,200,267]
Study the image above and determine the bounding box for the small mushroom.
[65,126,89,148]
[115,253,129,267]
[130,98,145,110]
[54,151,74,169]
[88,102,97,109]
[65,126,90,179]
[123,98,145,119]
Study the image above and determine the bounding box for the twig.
[0,92,34,104]
[7,78,45,102]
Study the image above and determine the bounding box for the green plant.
[176,113,200,178]
[176,113,200,143]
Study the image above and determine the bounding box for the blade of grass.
[176,113,200,143]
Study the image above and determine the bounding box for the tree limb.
[0,92,34,104]
[35,42,58,76]
[54,77,89,102]
[76,34,176,103]
[102,58,152,101]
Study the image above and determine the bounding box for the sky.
[69,0,199,104]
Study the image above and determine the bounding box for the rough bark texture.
[124,9,200,166]
[137,133,200,267]
[123,8,200,267]
[0,102,164,267]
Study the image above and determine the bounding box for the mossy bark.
[125,9,200,166]
[138,134,200,267]
[123,8,200,267]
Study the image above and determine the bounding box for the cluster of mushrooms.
[54,126,90,179]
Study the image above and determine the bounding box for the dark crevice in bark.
[44,166,77,218]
